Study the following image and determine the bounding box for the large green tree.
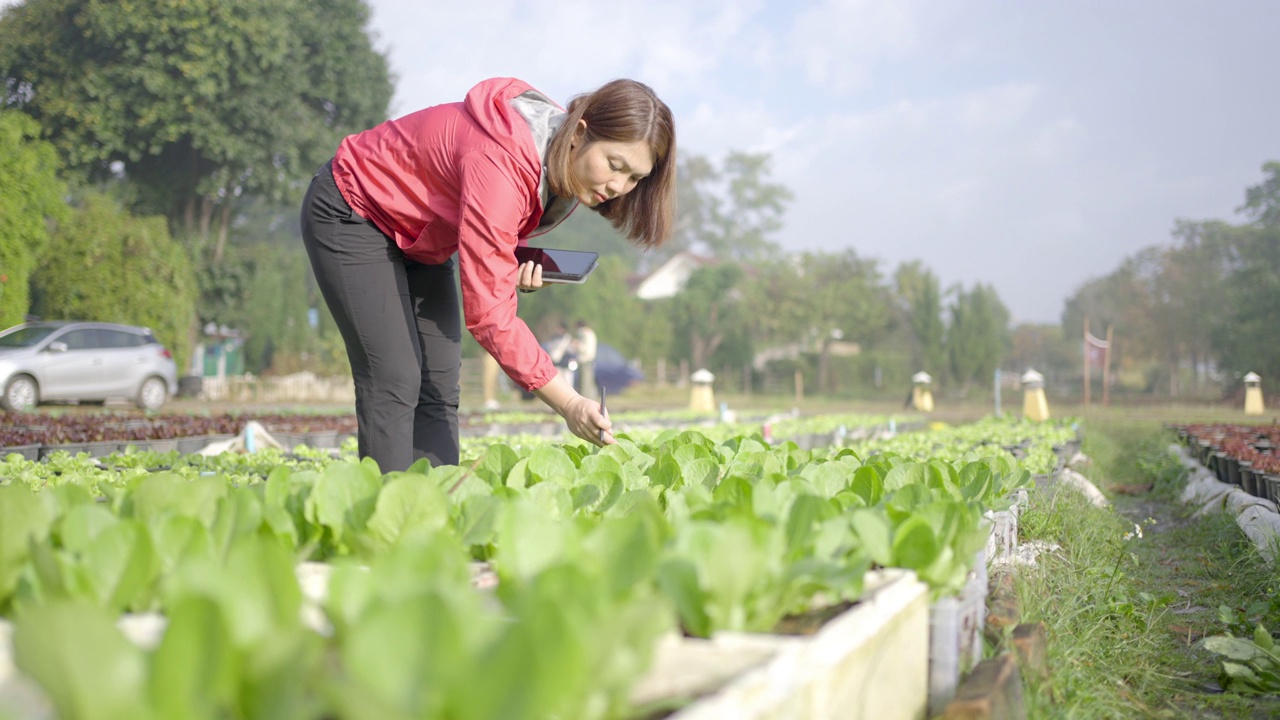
[0,0,392,263]
[0,110,67,328]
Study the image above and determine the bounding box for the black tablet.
[514,246,600,284]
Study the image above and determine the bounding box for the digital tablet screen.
[514,246,600,283]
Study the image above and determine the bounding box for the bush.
[32,191,197,369]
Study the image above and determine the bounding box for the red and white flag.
[1084,331,1109,368]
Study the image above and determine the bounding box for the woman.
[300,77,676,472]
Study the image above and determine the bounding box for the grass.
[1013,416,1280,719]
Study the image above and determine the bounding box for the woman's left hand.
[517,260,544,293]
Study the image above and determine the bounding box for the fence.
[195,360,790,404]
[199,372,356,403]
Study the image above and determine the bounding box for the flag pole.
[1083,317,1091,407]
[1102,324,1114,406]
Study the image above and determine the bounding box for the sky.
[359,0,1279,324]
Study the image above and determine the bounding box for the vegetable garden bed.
[0,414,1075,719]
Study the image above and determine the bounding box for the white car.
[0,321,179,412]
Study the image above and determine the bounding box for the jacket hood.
[463,78,567,203]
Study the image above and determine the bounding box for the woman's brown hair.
[546,79,676,248]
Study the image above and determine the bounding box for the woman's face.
[569,122,655,207]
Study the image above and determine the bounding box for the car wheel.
[136,376,168,411]
[2,375,39,412]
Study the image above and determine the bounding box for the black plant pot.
[1267,475,1280,504]
[1226,456,1242,488]
[1240,463,1258,498]
[1212,453,1230,484]
[1197,441,1213,466]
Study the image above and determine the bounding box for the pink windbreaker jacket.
[331,78,575,391]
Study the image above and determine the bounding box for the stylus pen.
[598,386,607,442]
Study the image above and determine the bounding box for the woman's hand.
[562,394,613,446]
[533,375,613,446]
[516,260,544,293]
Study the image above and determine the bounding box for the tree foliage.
[510,254,671,367]
[744,250,894,392]
[894,261,946,382]
[32,191,197,369]
[0,0,392,261]
[946,283,1010,392]
[670,151,793,264]
[668,264,749,371]
[1007,323,1077,386]
[1062,162,1280,395]
[0,110,67,328]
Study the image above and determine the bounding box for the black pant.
[300,161,461,471]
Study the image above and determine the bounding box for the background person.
[300,77,676,472]
[574,320,599,401]
[547,321,577,391]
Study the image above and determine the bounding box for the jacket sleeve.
[454,150,559,391]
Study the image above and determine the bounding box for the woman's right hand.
[562,393,613,446]
[533,375,613,446]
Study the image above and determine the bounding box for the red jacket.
[331,78,572,391]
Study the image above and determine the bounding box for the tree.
[1214,163,1280,384]
[0,110,66,328]
[32,191,197,369]
[668,264,749,371]
[1240,161,1280,226]
[0,0,392,262]
[945,283,1010,393]
[1062,225,1236,396]
[894,261,946,383]
[501,250,675,386]
[1209,224,1280,383]
[664,154,716,260]
[746,250,893,393]
[1007,323,1077,386]
[671,151,793,263]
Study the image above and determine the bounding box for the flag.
[1084,331,1109,369]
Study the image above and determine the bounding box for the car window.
[0,325,58,347]
[56,329,103,350]
[100,329,145,348]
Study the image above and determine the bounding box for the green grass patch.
[1015,417,1280,719]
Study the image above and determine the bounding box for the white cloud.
[786,0,921,90]
[357,0,1280,323]
[958,83,1039,129]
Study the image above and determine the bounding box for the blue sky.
[360,0,1278,324]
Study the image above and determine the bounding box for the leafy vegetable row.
[0,419,1072,720]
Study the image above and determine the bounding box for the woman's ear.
[571,118,588,150]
